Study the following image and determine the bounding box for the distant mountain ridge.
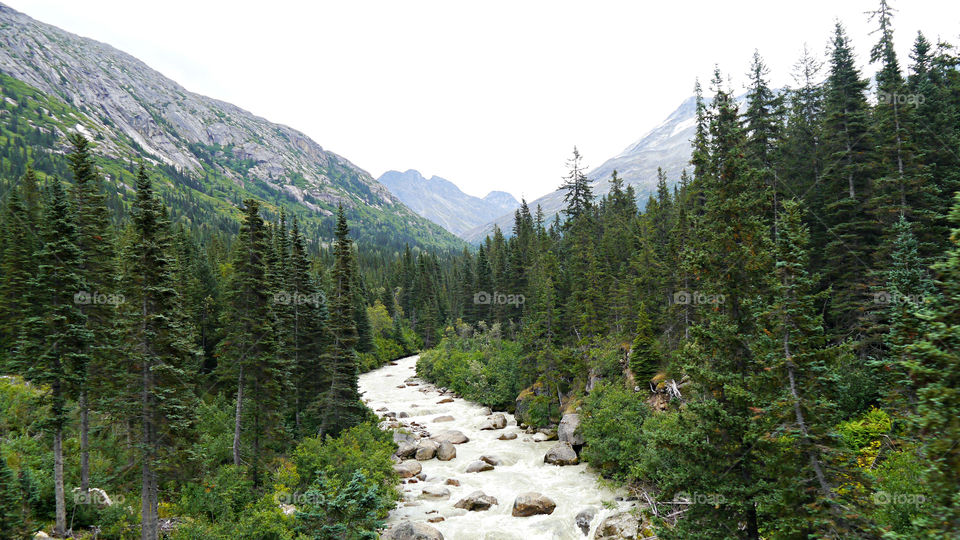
[378,169,519,236]
[0,2,463,251]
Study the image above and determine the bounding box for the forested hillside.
[411,9,960,539]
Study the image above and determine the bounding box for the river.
[358,355,629,539]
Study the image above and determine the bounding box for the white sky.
[7,1,959,201]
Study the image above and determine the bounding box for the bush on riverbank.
[417,322,527,410]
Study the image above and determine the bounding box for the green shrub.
[176,465,254,524]
[580,382,649,480]
[294,470,389,539]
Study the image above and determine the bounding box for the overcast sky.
[7,1,959,201]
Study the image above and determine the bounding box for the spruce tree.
[117,164,197,540]
[16,181,90,537]
[318,204,364,437]
[216,199,283,486]
[0,167,40,358]
[559,146,593,222]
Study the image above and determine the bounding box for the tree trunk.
[784,331,832,495]
[141,359,158,540]
[80,390,89,495]
[233,366,244,466]
[54,427,66,537]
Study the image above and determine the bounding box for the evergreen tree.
[0,455,25,539]
[318,204,364,437]
[0,167,40,357]
[628,303,661,386]
[559,146,593,221]
[117,164,197,540]
[216,199,283,486]
[15,181,90,536]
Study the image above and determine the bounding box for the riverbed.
[358,355,628,539]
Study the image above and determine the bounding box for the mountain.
[461,95,706,243]
[0,3,464,251]
[378,169,519,236]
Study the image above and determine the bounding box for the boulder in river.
[393,460,422,478]
[437,398,454,404]
[480,413,507,430]
[453,490,498,511]
[382,520,444,540]
[395,441,417,459]
[436,441,456,461]
[415,439,439,460]
[544,442,579,465]
[479,455,501,466]
[431,430,469,445]
[498,432,518,440]
[558,413,583,446]
[466,460,494,473]
[534,427,558,441]
[444,478,460,486]
[576,507,597,535]
[593,512,639,539]
[420,486,450,499]
[398,411,410,418]
[512,492,557,517]
[433,415,455,422]
[394,430,419,444]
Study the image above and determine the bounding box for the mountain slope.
[0,3,463,251]
[378,169,518,236]
[462,96,702,243]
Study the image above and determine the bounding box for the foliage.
[580,382,649,479]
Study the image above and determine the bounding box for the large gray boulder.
[382,520,444,540]
[393,460,422,478]
[511,492,557,517]
[420,486,451,499]
[436,441,456,461]
[558,413,584,446]
[466,460,494,473]
[431,430,469,445]
[396,441,417,459]
[480,413,507,430]
[415,439,439,460]
[544,442,579,465]
[453,490,498,511]
[594,512,640,539]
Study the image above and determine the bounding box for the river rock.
[384,411,397,418]
[498,432,518,440]
[479,455,501,466]
[415,439,439,460]
[445,478,460,486]
[478,406,492,415]
[431,430,469,445]
[558,413,583,446]
[466,460,494,473]
[480,413,507,430]
[398,411,410,418]
[594,512,640,539]
[382,520,444,540]
[453,490,498,511]
[536,427,558,441]
[544,442,579,465]
[393,460,422,478]
[396,441,417,459]
[433,415,455,422]
[436,441,456,461]
[394,430,419,444]
[420,486,450,499]
[576,508,597,535]
[437,398,454,404]
[512,492,557,517]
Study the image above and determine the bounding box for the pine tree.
[0,167,40,357]
[629,303,661,385]
[743,50,785,235]
[318,204,364,437]
[68,133,116,495]
[0,455,25,539]
[216,199,283,486]
[117,164,197,540]
[819,23,880,344]
[559,146,593,222]
[15,181,90,537]
[902,194,960,536]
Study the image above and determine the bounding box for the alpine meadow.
[0,1,959,539]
